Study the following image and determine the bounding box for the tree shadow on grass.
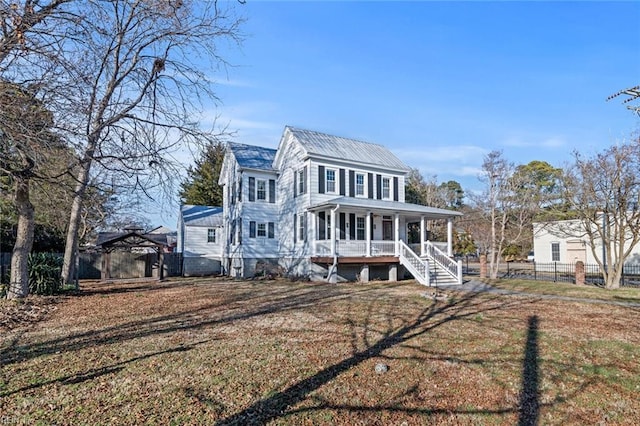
[0,341,207,397]
[214,291,532,425]
[0,281,381,367]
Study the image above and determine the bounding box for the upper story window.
[207,228,216,243]
[248,177,276,203]
[298,169,306,195]
[256,179,266,201]
[326,169,336,193]
[356,173,365,196]
[382,177,391,199]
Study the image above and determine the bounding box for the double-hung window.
[382,177,391,199]
[256,179,267,201]
[551,242,560,262]
[257,223,266,237]
[249,221,275,239]
[326,169,336,193]
[298,169,306,195]
[356,217,365,240]
[207,228,216,243]
[355,173,365,196]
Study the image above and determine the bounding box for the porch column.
[447,217,453,257]
[366,211,372,257]
[394,213,400,256]
[310,211,317,255]
[331,208,337,256]
[420,216,426,257]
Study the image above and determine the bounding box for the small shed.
[96,227,169,280]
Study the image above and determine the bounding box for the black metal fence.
[462,260,640,287]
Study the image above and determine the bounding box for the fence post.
[575,261,585,285]
[554,262,557,282]
[533,261,536,281]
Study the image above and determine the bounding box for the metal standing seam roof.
[307,197,463,219]
[286,126,411,172]
[227,142,277,171]
[181,205,224,227]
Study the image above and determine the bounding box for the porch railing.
[423,241,462,284]
[313,240,396,257]
[398,240,428,285]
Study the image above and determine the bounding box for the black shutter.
[302,213,307,241]
[318,211,326,240]
[303,166,308,194]
[349,170,355,197]
[249,221,256,238]
[249,177,255,202]
[294,171,297,198]
[376,174,382,200]
[238,220,242,244]
[238,177,242,202]
[268,222,274,239]
[368,173,374,199]
[349,214,356,240]
[339,213,346,240]
[293,214,297,243]
[318,165,325,193]
[339,168,346,196]
[393,177,399,201]
[269,179,275,203]
[370,214,374,240]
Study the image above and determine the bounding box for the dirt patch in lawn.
[1,278,639,425]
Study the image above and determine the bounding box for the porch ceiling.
[307,197,462,220]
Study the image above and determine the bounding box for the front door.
[382,219,393,240]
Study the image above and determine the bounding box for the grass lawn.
[1,277,639,425]
[487,279,640,304]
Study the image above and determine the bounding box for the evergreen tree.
[179,141,226,206]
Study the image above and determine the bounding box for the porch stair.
[398,240,462,286]
[421,241,463,286]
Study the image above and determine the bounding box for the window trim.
[356,216,366,241]
[256,179,267,201]
[355,173,365,197]
[551,242,560,262]
[207,228,216,243]
[382,177,391,199]
[326,168,337,194]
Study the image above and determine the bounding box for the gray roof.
[308,197,462,219]
[287,126,410,172]
[181,205,224,227]
[228,142,277,171]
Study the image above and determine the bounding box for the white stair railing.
[398,240,429,285]
[423,241,462,284]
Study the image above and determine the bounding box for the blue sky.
[156,1,640,228]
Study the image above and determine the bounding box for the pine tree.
[179,141,226,206]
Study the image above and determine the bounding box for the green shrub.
[28,253,63,295]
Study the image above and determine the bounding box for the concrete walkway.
[437,279,640,308]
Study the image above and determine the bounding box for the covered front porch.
[306,197,463,284]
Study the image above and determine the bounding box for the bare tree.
[48,0,244,284]
[470,151,542,279]
[0,80,61,298]
[561,139,640,289]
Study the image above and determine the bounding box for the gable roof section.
[228,142,277,171]
[286,126,410,172]
[181,204,224,227]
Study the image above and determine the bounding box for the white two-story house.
[218,126,463,285]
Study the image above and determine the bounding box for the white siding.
[533,220,640,265]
